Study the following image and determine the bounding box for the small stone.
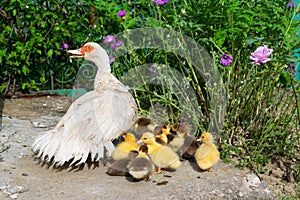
[246,173,260,187]
[22,173,28,176]
[10,193,18,199]
[237,191,244,197]
[0,185,6,190]
[31,121,47,128]
[227,189,233,194]
[2,185,27,196]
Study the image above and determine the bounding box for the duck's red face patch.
[80,45,95,54]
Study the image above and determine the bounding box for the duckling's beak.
[137,139,143,144]
[68,49,84,58]
[196,138,203,144]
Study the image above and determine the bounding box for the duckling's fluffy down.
[149,146,181,169]
[127,156,154,179]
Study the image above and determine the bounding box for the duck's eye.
[201,136,205,138]
[143,137,147,140]
[84,45,94,53]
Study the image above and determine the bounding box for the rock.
[10,193,18,199]
[237,191,244,198]
[0,185,28,196]
[0,96,294,199]
[246,173,260,188]
[31,116,60,128]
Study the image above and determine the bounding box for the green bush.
[1,0,299,187]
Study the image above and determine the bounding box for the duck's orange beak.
[67,49,84,58]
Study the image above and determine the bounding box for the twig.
[43,24,53,39]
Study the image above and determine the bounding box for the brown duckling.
[133,117,157,137]
[107,150,139,176]
[169,123,199,160]
[127,145,155,181]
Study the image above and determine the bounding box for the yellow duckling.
[195,132,220,171]
[140,132,181,174]
[154,129,168,145]
[161,123,185,152]
[127,145,155,181]
[112,133,140,160]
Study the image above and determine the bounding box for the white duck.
[32,42,137,166]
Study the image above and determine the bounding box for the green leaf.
[22,83,27,90]
[213,30,227,47]
[22,66,29,75]
[278,71,291,85]
[47,49,53,57]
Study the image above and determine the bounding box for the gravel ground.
[0,96,289,199]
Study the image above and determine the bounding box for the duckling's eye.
[201,136,205,138]
[143,137,147,140]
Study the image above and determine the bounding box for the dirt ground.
[0,96,297,199]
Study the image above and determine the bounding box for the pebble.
[246,173,260,188]
[10,193,18,199]
[227,189,233,194]
[0,185,28,196]
[237,191,244,197]
[31,121,48,128]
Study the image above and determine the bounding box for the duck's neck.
[93,58,111,88]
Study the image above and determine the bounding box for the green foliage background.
[1,0,299,194]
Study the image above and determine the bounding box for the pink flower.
[103,35,116,43]
[250,45,273,65]
[59,43,69,50]
[220,54,233,66]
[109,55,115,64]
[287,0,296,9]
[152,0,169,6]
[117,10,126,17]
[110,40,123,51]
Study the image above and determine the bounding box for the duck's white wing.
[32,75,136,166]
